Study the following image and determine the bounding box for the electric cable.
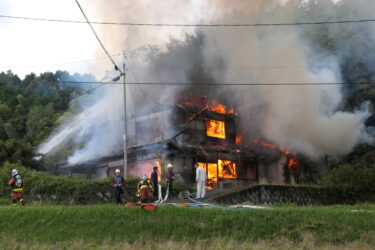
[59,80,375,86]
[2,14,375,27]
[74,0,122,73]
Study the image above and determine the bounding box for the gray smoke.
[39,0,374,163]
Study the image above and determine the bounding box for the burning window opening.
[218,160,237,179]
[206,120,226,139]
[198,162,218,189]
[199,160,237,189]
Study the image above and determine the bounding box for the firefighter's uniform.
[136,176,154,203]
[8,169,25,206]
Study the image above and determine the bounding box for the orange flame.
[236,135,243,144]
[253,138,278,149]
[283,150,299,171]
[218,160,237,179]
[288,157,297,168]
[198,160,237,189]
[209,100,235,114]
[156,159,162,182]
[206,120,226,139]
[198,162,217,189]
[253,138,299,172]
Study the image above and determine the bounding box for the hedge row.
[2,162,374,205]
[0,162,193,205]
[322,164,375,203]
[212,184,375,205]
[212,164,375,205]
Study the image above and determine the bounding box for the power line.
[127,66,308,70]
[0,53,122,69]
[60,81,375,86]
[1,63,310,71]
[74,0,122,74]
[128,67,159,112]
[2,14,375,27]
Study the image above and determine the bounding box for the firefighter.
[136,175,154,203]
[112,169,126,204]
[150,166,159,200]
[166,164,175,200]
[195,163,207,199]
[8,169,25,206]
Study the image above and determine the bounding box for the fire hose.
[186,194,272,210]
[182,190,271,210]
[155,183,170,204]
[155,186,270,210]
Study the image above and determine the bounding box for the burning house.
[55,96,301,188]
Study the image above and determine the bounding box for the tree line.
[0,70,94,169]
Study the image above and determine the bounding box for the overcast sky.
[0,0,342,80]
[0,0,116,79]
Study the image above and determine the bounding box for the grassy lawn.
[0,204,375,249]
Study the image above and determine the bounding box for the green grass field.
[1,204,375,249]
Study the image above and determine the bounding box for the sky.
[0,0,342,79]
[0,0,116,79]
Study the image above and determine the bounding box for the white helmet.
[142,175,147,181]
[167,163,173,168]
[115,169,120,173]
[12,169,18,175]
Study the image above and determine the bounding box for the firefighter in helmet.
[8,169,25,206]
[136,175,154,203]
[112,169,126,204]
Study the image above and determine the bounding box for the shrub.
[1,162,193,205]
[322,164,375,203]
[0,162,115,204]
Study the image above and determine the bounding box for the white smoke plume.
[39,0,374,163]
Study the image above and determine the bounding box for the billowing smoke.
[38,85,124,163]
[39,0,374,163]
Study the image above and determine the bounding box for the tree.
[0,70,93,169]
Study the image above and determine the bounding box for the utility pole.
[122,52,128,179]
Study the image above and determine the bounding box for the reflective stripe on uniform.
[140,185,150,190]
[12,188,23,192]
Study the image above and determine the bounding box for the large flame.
[198,162,217,189]
[206,120,226,139]
[218,160,237,179]
[198,160,237,188]
[253,137,299,172]
[209,100,235,114]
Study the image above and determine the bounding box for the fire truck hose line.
[156,197,272,210]
[153,186,271,209]
[160,196,271,210]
